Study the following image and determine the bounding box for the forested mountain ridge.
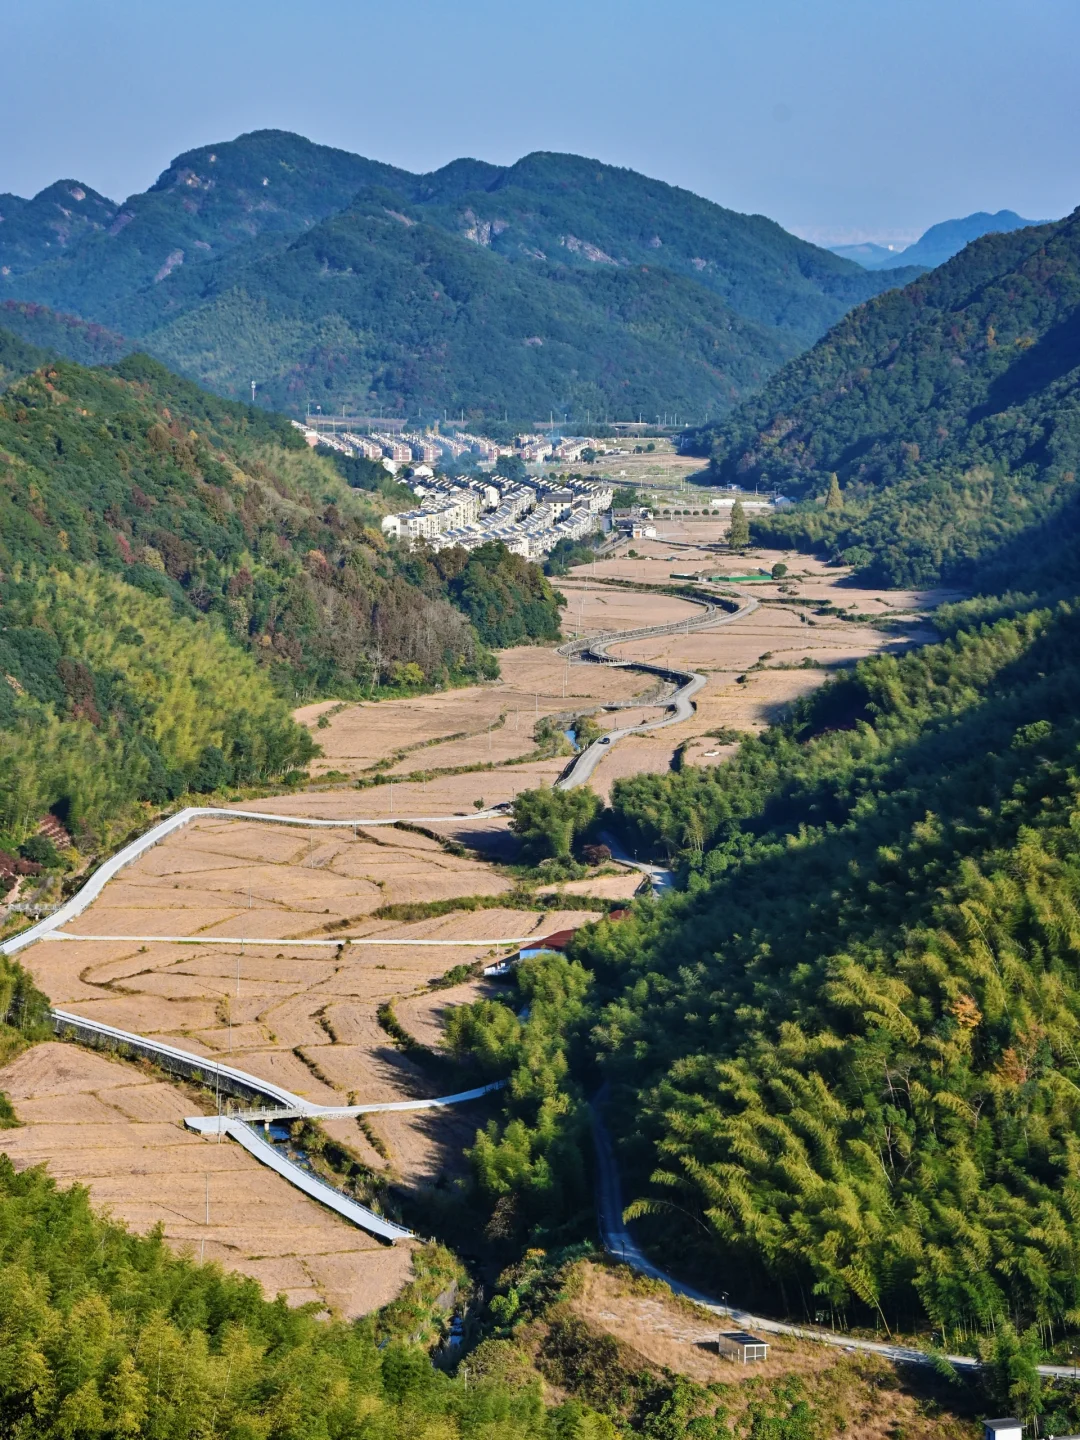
[698,206,1080,585]
[140,192,797,420]
[2,129,918,421]
[0,299,129,368]
[0,179,117,277]
[593,601,1080,1334]
[0,336,560,848]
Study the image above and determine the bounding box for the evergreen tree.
[727,500,750,550]
[825,472,843,510]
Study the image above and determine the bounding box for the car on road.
[598,737,611,745]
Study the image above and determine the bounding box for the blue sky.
[2,0,1077,244]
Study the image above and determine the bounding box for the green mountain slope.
[0,1147,583,1440]
[0,131,411,319]
[0,325,50,390]
[438,218,1080,1342]
[0,337,561,846]
[402,150,918,342]
[453,593,1080,1345]
[0,300,129,367]
[0,179,117,276]
[140,192,796,419]
[3,131,918,421]
[699,208,1080,585]
[594,601,1080,1333]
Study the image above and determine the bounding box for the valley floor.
[0,530,945,1321]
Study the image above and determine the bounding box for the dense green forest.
[0,1153,601,1440]
[695,208,1080,586]
[0,300,128,368]
[2,129,916,422]
[0,338,562,848]
[0,325,50,391]
[397,541,564,650]
[449,595,1080,1347]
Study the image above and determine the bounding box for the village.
[292,420,793,557]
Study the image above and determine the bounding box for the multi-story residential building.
[382,466,608,557]
[342,433,385,461]
[370,433,412,463]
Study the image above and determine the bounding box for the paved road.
[557,592,758,790]
[52,933,537,948]
[591,1092,1077,1378]
[597,829,674,893]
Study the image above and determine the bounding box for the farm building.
[717,1331,769,1364]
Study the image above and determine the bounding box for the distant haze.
[0,0,1076,241]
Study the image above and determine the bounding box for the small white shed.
[984,1420,1023,1440]
[717,1330,769,1363]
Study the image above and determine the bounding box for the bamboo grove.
[451,599,1080,1337]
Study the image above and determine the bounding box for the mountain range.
[830,208,1045,270]
[0,130,919,423]
[700,205,1080,587]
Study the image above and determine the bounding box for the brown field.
[0,1042,413,1317]
[565,545,952,799]
[3,541,952,1321]
[298,645,649,779]
[14,812,605,1255]
[572,1263,978,1439]
[296,540,943,808]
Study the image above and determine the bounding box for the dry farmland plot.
[11,810,601,1305]
[1,538,951,1313]
[297,645,649,779]
[0,1042,413,1318]
[564,547,951,799]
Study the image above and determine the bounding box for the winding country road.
[5,578,1067,1373]
[0,577,760,1243]
[556,588,758,790]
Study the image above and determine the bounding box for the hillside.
[698,207,1080,585]
[0,179,117,276]
[2,130,918,421]
[0,299,128,367]
[453,595,1080,1355]
[0,337,562,848]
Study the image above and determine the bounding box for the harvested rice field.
[11,811,598,1310]
[2,541,951,1318]
[0,1042,413,1318]
[298,644,650,779]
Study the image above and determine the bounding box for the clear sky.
[2,0,1077,245]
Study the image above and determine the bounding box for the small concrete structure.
[984,1422,1023,1440]
[718,1330,769,1364]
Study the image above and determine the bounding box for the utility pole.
[250,380,257,406]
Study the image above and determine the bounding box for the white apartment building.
[342,433,385,461]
